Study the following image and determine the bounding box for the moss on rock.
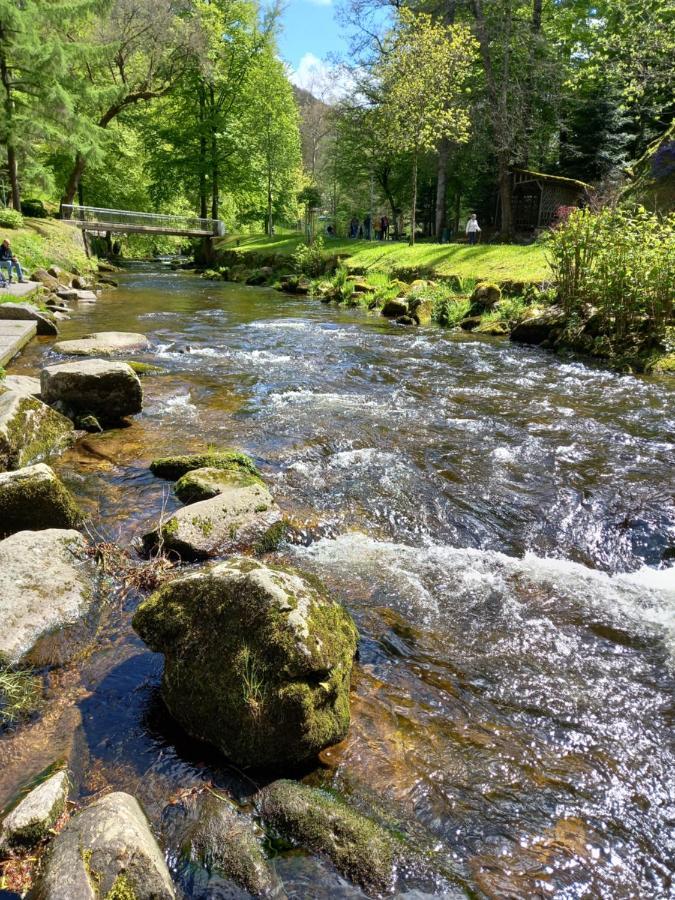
[0,392,74,472]
[258,780,400,895]
[0,463,83,537]
[150,450,259,481]
[132,557,358,768]
[174,465,262,505]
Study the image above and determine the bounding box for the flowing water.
[5,265,675,898]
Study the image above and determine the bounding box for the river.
[6,264,675,898]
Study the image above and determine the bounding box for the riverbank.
[0,217,96,279]
[200,236,674,375]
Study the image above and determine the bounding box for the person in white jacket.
[465,213,481,245]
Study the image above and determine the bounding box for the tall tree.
[379,9,476,244]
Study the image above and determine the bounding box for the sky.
[276,0,349,92]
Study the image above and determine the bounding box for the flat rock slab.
[37,792,176,900]
[0,391,74,471]
[0,463,82,537]
[75,290,98,303]
[55,288,78,301]
[0,303,58,336]
[0,770,70,850]
[0,374,41,397]
[0,319,36,367]
[144,475,279,559]
[0,529,96,665]
[0,280,41,299]
[41,359,143,423]
[53,331,149,356]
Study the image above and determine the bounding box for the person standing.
[465,213,481,245]
[381,215,389,240]
[0,239,27,283]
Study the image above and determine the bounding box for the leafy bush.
[292,236,327,276]
[20,198,48,218]
[547,206,675,338]
[0,207,24,229]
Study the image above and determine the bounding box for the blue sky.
[276,0,348,89]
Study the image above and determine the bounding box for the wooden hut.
[499,168,593,230]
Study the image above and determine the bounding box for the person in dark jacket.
[0,239,27,283]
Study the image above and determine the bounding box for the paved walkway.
[0,280,41,299]
[0,281,42,366]
[0,320,37,367]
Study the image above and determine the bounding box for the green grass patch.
[216,233,550,283]
[0,217,96,275]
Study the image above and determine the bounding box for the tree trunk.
[198,84,208,219]
[0,46,20,210]
[454,191,461,236]
[498,158,513,240]
[267,170,273,236]
[435,139,449,238]
[61,152,87,212]
[209,85,219,220]
[410,153,418,246]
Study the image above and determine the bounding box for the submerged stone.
[132,557,358,768]
[0,770,69,850]
[0,392,74,472]
[35,791,176,900]
[0,463,82,537]
[40,359,143,424]
[150,449,259,481]
[144,474,279,559]
[0,529,97,665]
[165,789,283,897]
[258,780,400,895]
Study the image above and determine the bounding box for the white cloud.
[306,0,332,6]
[289,53,355,101]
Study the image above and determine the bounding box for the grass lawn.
[0,217,95,275]
[216,232,551,283]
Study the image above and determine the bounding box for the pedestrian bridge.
[62,205,225,238]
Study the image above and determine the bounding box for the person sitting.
[0,239,27,283]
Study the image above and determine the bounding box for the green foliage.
[547,206,675,339]
[430,290,471,327]
[0,208,24,229]
[0,661,42,727]
[292,236,327,276]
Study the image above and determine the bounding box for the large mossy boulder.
[469,282,501,314]
[0,529,97,665]
[164,789,283,897]
[132,557,358,768]
[40,358,142,424]
[0,302,59,336]
[0,770,70,851]
[35,792,176,900]
[0,392,74,472]
[0,463,82,537]
[52,331,149,357]
[510,306,565,346]
[143,472,279,559]
[381,297,409,318]
[150,449,259,481]
[258,780,400,895]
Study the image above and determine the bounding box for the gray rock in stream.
[40,359,142,424]
[53,331,149,356]
[0,391,74,472]
[0,770,70,850]
[0,463,82,537]
[0,302,59,336]
[0,529,97,665]
[0,374,42,398]
[143,472,279,559]
[35,792,176,900]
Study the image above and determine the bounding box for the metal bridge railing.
[62,204,225,236]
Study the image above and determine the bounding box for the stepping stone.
[40,359,143,424]
[53,331,149,356]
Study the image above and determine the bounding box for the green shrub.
[0,207,24,229]
[292,235,328,276]
[547,206,675,339]
[20,198,48,218]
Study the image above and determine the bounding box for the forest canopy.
[0,0,672,240]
